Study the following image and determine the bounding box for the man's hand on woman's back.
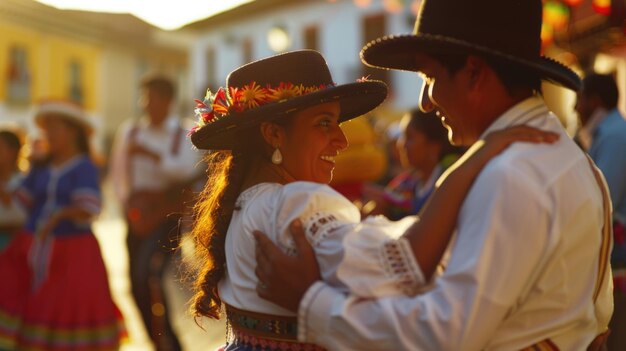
[254,219,321,312]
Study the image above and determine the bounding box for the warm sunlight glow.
[35,0,255,30]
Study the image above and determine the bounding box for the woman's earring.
[271,147,283,165]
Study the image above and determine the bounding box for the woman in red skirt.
[0,100,126,350]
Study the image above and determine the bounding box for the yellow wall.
[0,22,100,110]
[47,37,100,110]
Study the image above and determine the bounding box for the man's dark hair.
[141,75,176,99]
[428,52,542,96]
[581,73,619,110]
[407,109,448,145]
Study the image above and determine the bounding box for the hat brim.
[35,112,94,135]
[360,34,581,92]
[190,80,387,150]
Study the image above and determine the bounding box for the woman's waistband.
[225,304,299,341]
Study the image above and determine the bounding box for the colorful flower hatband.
[189,81,336,136]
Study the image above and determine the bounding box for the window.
[361,13,390,85]
[304,25,319,51]
[242,38,253,65]
[6,45,31,106]
[205,47,218,92]
[68,60,84,105]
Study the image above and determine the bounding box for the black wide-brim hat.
[190,50,388,150]
[361,0,581,92]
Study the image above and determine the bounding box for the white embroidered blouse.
[218,181,423,316]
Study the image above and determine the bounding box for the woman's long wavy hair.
[189,126,274,320]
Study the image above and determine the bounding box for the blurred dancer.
[109,75,202,351]
[575,72,626,351]
[0,127,26,251]
[0,100,125,350]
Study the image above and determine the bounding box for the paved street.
[93,181,226,351]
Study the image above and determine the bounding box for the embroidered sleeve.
[72,188,101,215]
[303,212,341,247]
[275,182,359,250]
[336,215,426,297]
[380,237,424,295]
[274,181,360,286]
[70,161,101,215]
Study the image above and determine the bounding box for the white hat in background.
[34,100,93,135]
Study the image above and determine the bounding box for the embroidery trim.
[381,237,423,295]
[281,212,340,256]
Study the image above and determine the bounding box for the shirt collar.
[480,96,549,140]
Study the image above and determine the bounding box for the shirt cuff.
[381,236,426,295]
[298,281,340,344]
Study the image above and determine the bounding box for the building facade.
[184,0,590,133]
[184,0,422,114]
[0,0,190,153]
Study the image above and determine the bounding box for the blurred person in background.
[109,75,202,351]
[363,109,462,219]
[0,127,26,251]
[376,119,403,185]
[0,100,125,350]
[575,72,626,351]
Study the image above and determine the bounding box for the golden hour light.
[35,0,254,30]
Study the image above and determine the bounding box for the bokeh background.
[2,0,625,349]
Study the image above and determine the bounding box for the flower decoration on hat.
[269,82,302,101]
[189,81,336,136]
[239,81,270,109]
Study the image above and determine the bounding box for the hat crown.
[227,50,334,89]
[191,50,388,150]
[415,0,542,60]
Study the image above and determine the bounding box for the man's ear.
[465,55,488,89]
[462,55,490,110]
[259,122,285,147]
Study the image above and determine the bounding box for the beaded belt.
[225,304,298,341]
[228,328,326,351]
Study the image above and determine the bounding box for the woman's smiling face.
[278,101,348,184]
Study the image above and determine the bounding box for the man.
[109,75,202,351]
[576,73,626,263]
[253,0,613,350]
[575,73,626,351]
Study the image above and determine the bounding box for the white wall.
[189,0,422,111]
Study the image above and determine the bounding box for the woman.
[187,50,556,350]
[0,100,125,350]
[364,109,463,220]
[0,128,26,251]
